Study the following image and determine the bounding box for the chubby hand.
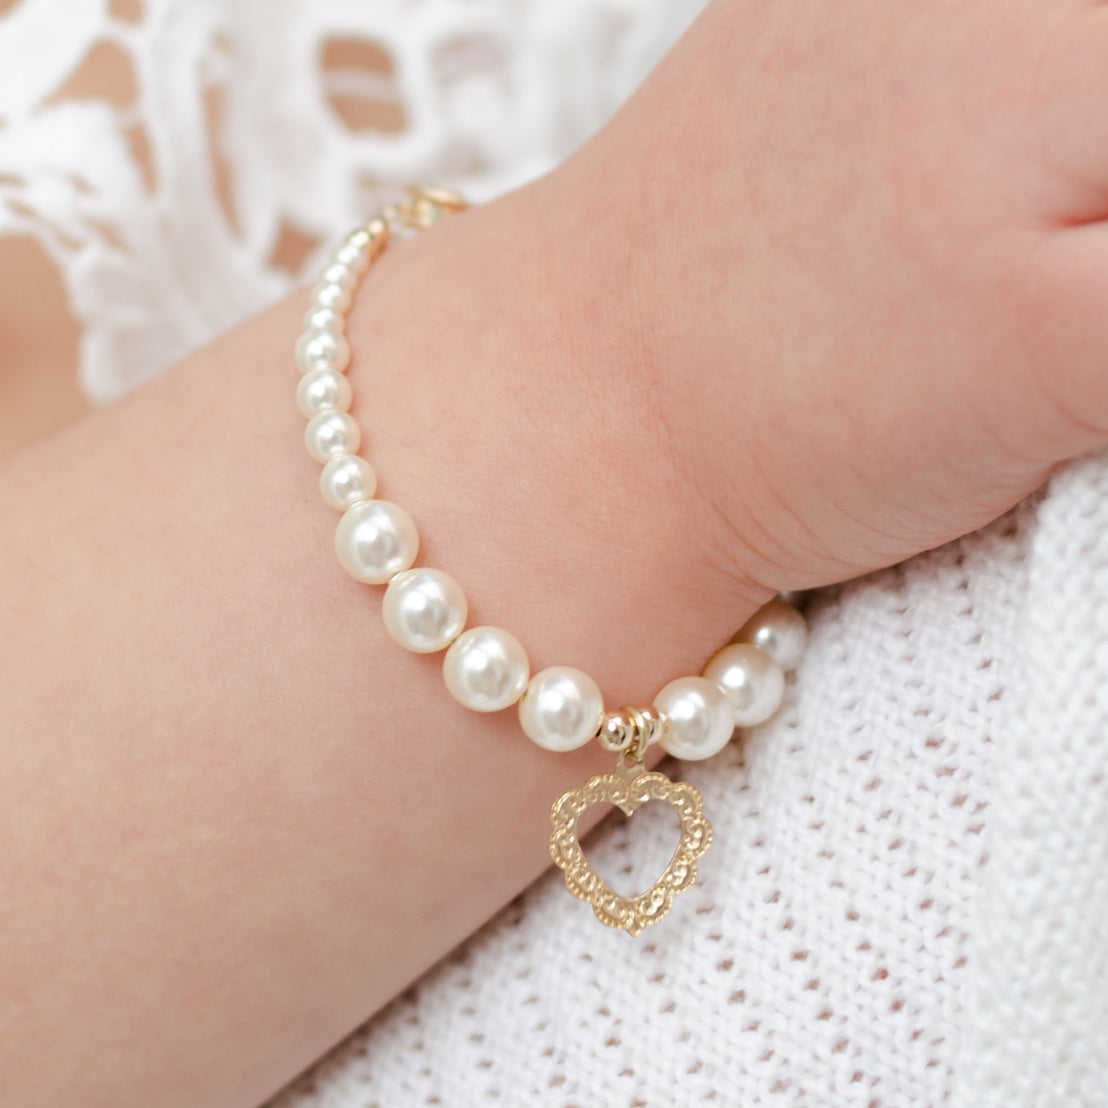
[523,0,1108,592]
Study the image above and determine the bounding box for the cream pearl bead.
[318,261,357,292]
[777,589,809,611]
[332,241,369,273]
[345,226,373,251]
[295,328,350,375]
[383,568,467,653]
[702,642,785,727]
[320,454,376,510]
[334,500,418,584]
[654,676,734,761]
[302,305,343,335]
[312,280,352,313]
[305,409,360,462]
[518,666,604,752]
[296,367,352,418]
[735,598,809,672]
[444,627,530,712]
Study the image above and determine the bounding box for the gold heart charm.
[549,764,713,936]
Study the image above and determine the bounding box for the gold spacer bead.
[596,709,635,753]
[595,705,666,760]
[633,705,665,749]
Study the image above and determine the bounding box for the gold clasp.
[395,185,469,230]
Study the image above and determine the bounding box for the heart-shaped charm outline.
[549,769,712,936]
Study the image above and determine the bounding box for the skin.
[0,236,87,456]
[0,180,762,1108]
[3,1,1108,1104]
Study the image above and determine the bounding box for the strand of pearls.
[295,196,809,764]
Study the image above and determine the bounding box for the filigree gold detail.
[549,767,712,936]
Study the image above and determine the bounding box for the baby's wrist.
[339,185,771,702]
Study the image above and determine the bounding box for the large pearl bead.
[334,500,418,584]
[702,642,785,727]
[735,598,809,671]
[295,329,350,374]
[518,666,604,752]
[382,568,468,653]
[296,367,352,418]
[319,454,376,510]
[305,409,360,462]
[654,676,734,761]
[443,627,530,712]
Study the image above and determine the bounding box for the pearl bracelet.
[295,187,809,935]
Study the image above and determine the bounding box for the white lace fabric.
[2,2,1106,1105]
[0,0,701,403]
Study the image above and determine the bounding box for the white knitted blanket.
[268,454,1108,1107]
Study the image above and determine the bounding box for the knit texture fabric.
[267,454,1108,1107]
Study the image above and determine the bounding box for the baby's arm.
[6,1,1108,1105]
[0,187,768,1108]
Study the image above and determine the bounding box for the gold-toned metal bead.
[620,705,663,766]
[596,705,666,763]
[596,709,635,753]
[397,185,468,230]
[635,705,665,749]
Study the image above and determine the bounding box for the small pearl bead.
[302,305,343,335]
[332,241,369,273]
[335,500,418,584]
[319,454,376,510]
[443,627,530,712]
[312,281,352,313]
[305,409,360,462]
[383,568,468,653]
[777,589,809,610]
[735,598,809,672]
[295,329,350,374]
[345,227,373,251]
[702,642,785,727]
[654,676,734,761]
[519,666,604,752]
[319,261,357,292]
[296,367,352,418]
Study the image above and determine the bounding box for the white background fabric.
[0,0,702,403]
[266,460,1108,1107]
[1,2,1105,1104]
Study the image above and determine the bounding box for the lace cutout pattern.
[0,0,705,402]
